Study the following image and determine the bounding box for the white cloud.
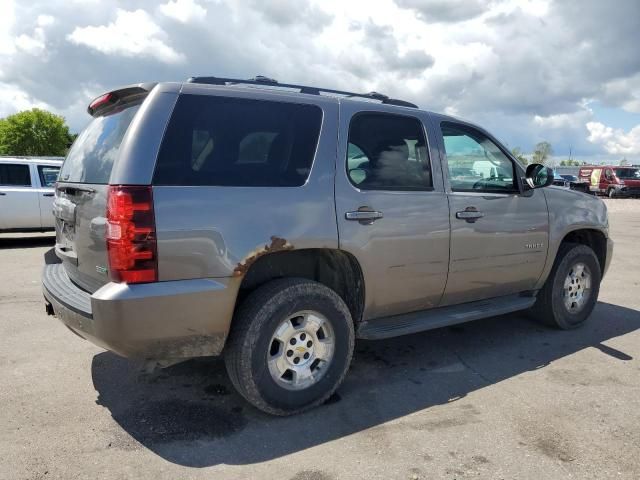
[15,28,46,55]
[603,74,640,114]
[587,121,640,156]
[159,0,206,23]
[0,0,17,55]
[37,14,55,27]
[0,82,50,117]
[67,9,185,63]
[0,0,637,165]
[533,110,591,129]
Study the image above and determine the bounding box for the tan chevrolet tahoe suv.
[42,76,613,415]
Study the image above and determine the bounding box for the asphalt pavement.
[1,199,639,480]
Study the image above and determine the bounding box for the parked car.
[560,174,579,182]
[553,172,592,195]
[42,77,613,415]
[0,156,62,232]
[552,173,571,188]
[578,165,640,198]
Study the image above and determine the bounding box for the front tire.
[531,243,601,329]
[608,188,616,198]
[224,278,355,415]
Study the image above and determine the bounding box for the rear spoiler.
[87,83,157,117]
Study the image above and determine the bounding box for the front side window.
[154,95,323,187]
[442,123,517,193]
[0,163,31,186]
[346,113,431,190]
[38,165,60,187]
[614,168,640,179]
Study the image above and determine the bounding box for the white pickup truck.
[0,156,62,232]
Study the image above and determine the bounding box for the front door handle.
[456,207,484,223]
[345,208,384,225]
[0,192,6,196]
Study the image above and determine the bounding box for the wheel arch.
[558,228,607,276]
[235,248,366,327]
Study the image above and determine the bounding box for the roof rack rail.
[186,75,418,108]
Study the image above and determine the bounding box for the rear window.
[0,163,31,186]
[58,104,141,184]
[153,95,323,187]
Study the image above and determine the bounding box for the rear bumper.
[42,262,239,360]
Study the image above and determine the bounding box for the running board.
[357,294,536,340]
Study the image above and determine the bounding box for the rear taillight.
[106,185,158,284]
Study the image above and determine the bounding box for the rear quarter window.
[38,165,60,187]
[153,95,323,187]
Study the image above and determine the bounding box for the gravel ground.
[0,199,639,480]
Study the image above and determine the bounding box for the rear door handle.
[456,207,484,223]
[43,193,54,197]
[345,209,384,224]
[0,192,5,196]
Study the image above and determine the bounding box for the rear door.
[335,104,450,320]
[0,162,40,230]
[436,120,549,306]
[54,101,142,292]
[34,163,60,229]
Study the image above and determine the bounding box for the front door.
[436,121,549,306]
[335,106,450,320]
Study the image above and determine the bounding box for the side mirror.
[525,163,554,189]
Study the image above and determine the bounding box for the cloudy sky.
[1,0,639,164]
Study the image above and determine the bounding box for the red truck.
[578,165,640,198]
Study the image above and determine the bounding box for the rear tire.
[608,188,616,198]
[530,243,601,329]
[224,278,354,415]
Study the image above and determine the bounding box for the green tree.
[511,147,528,166]
[561,159,580,166]
[532,141,553,165]
[0,108,71,156]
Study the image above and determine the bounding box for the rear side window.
[58,104,141,184]
[346,113,432,190]
[38,165,60,187]
[0,164,31,186]
[153,95,323,187]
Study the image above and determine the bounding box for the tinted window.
[59,103,141,184]
[0,164,31,186]
[153,95,323,187]
[442,123,517,193]
[614,168,640,179]
[347,113,431,190]
[38,165,60,187]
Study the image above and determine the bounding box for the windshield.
[614,168,640,179]
[59,104,141,184]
